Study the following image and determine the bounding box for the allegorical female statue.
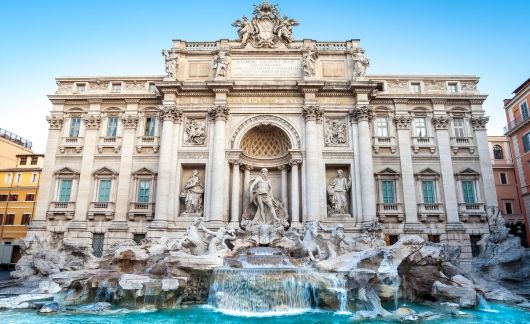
[249,168,281,224]
[182,170,204,214]
[327,169,352,215]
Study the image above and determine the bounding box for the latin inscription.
[231,59,302,78]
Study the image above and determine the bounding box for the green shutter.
[138,180,150,203]
[422,181,435,203]
[59,180,72,202]
[98,180,111,202]
[462,181,475,204]
[382,180,395,203]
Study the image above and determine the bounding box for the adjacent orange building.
[503,77,530,246]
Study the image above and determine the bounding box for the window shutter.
[422,181,434,203]
[382,180,395,203]
[138,180,150,203]
[462,181,475,204]
[59,180,72,202]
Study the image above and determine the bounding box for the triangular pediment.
[54,167,79,176]
[455,167,480,176]
[93,167,118,176]
[132,167,156,176]
[415,167,440,176]
[376,167,400,175]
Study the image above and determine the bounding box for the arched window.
[493,145,504,159]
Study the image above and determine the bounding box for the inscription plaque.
[231,59,302,78]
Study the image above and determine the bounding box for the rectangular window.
[31,173,37,183]
[376,117,389,137]
[470,235,482,257]
[137,180,151,203]
[15,173,21,183]
[106,117,119,137]
[382,180,395,204]
[524,133,530,153]
[504,202,513,215]
[427,235,440,243]
[98,180,112,202]
[25,194,35,201]
[5,173,12,183]
[69,117,81,138]
[415,117,427,137]
[8,194,18,201]
[500,172,508,185]
[30,157,38,165]
[521,101,529,120]
[76,83,86,93]
[453,118,466,138]
[92,233,104,257]
[133,234,146,245]
[5,214,15,225]
[148,83,156,92]
[0,195,7,201]
[58,179,72,202]
[448,83,458,93]
[422,180,435,203]
[111,83,121,93]
[411,82,421,93]
[385,234,399,246]
[144,117,156,136]
[21,214,31,225]
[461,180,476,204]
[19,156,27,165]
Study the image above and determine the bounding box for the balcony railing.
[60,137,84,153]
[128,202,155,220]
[458,202,486,222]
[97,136,122,153]
[504,114,530,134]
[417,202,446,222]
[372,136,397,154]
[377,203,404,222]
[450,136,475,154]
[0,127,32,149]
[47,201,76,220]
[87,201,115,220]
[136,136,160,153]
[411,136,436,153]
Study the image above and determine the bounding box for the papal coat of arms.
[232,1,299,48]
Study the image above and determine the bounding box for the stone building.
[28,2,495,266]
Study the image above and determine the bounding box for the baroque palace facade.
[29,2,495,266]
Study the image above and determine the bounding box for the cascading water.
[377,251,401,311]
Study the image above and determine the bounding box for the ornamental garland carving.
[121,114,139,129]
[393,114,412,129]
[324,119,347,146]
[159,105,183,123]
[386,80,408,89]
[431,115,450,130]
[208,104,230,121]
[461,81,477,91]
[425,80,446,90]
[83,115,101,129]
[46,115,64,130]
[470,116,489,131]
[184,118,207,145]
[302,105,323,122]
[57,82,73,91]
[125,81,146,90]
[349,105,373,122]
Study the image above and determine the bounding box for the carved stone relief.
[184,118,207,145]
[180,170,205,216]
[324,118,347,146]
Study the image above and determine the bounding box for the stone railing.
[315,42,347,51]
[47,201,76,220]
[458,202,486,222]
[372,136,397,154]
[136,136,160,153]
[60,137,84,153]
[97,136,122,153]
[186,42,217,51]
[377,203,404,222]
[450,136,475,154]
[411,136,436,153]
[417,203,445,222]
[87,202,115,220]
[128,202,155,221]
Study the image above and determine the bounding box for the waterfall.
[377,251,401,310]
[208,268,313,316]
[477,294,496,312]
[94,281,113,303]
[324,274,349,314]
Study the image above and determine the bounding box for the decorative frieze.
[324,118,348,146]
[349,105,373,122]
[208,104,230,121]
[302,105,323,122]
[46,115,64,130]
[393,114,412,129]
[121,114,139,129]
[386,80,408,89]
[83,114,101,129]
[470,116,489,131]
[431,115,450,130]
[184,118,207,145]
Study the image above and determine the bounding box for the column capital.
[302,105,323,122]
[240,164,253,171]
[83,114,101,129]
[121,114,139,129]
[278,164,290,171]
[46,114,64,130]
[470,115,489,131]
[393,114,412,129]
[228,159,241,165]
[159,104,183,123]
[208,104,230,121]
[431,115,451,130]
[289,159,302,166]
[349,105,373,123]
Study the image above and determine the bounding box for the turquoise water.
[0,303,529,323]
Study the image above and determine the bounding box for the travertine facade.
[29,2,495,267]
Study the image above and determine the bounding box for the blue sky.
[0,0,528,153]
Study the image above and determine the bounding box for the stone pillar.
[349,105,377,223]
[111,107,139,233]
[279,164,289,209]
[169,116,182,219]
[31,112,64,232]
[204,117,216,218]
[290,159,301,225]
[154,105,180,227]
[432,114,460,224]
[350,119,362,221]
[230,160,241,224]
[208,104,230,222]
[71,107,101,230]
[302,105,323,222]
[471,115,497,207]
[242,165,252,214]
[393,111,420,230]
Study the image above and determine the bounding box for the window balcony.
[87,201,115,220]
[458,202,486,222]
[136,136,160,153]
[377,203,404,222]
[59,137,84,153]
[47,201,76,220]
[411,136,436,153]
[504,114,530,135]
[372,136,397,154]
[97,136,122,153]
[128,202,155,220]
[417,202,446,222]
[450,136,475,154]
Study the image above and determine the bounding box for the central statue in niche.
[249,168,281,224]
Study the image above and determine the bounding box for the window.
[493,145,504,159]
[422,180,435,203]
[97,180,112,202]
[111,83,122,93]
[504,201,513,215]
[415,117,427,137]
[410,82,421,93]
[15,173,21,183]
[385,234,399,246]
[448,82,458,93]
[58,179,72,202]
[133,234,146,245]
[144,117,156,137]
[106,117,119,137]
[76,83,86,93]
[461,180,476,204]
[5,214,15,225]
[523,133,530,153]
[8,194,18,201]
[500,172,508,185]
[137,180,151,203]
[452,118,466,138]
[0,195,7,201]
[521,101,529,120]
[31,173,37,183]
[21,214,31,225]
[5,173,12,184]
[19,156,27,165]
[148,83,156,92]
[427,235,440,243]
[25,194,35,201]
[382,180,395,203]
[470,235,482,257]
[375,117,389,137]
[30,157,38,165]
[69,117,81,137]
[92,233,105,257]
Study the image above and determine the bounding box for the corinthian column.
[154,105,181,225]
[349,105,376,223]
[470,115,497,207]
[290,159,301,225]
[209,104,230,222]
[242,165,252,214]
[230,160,241,224]
[279,164,289,209]
[302,105,323,222]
